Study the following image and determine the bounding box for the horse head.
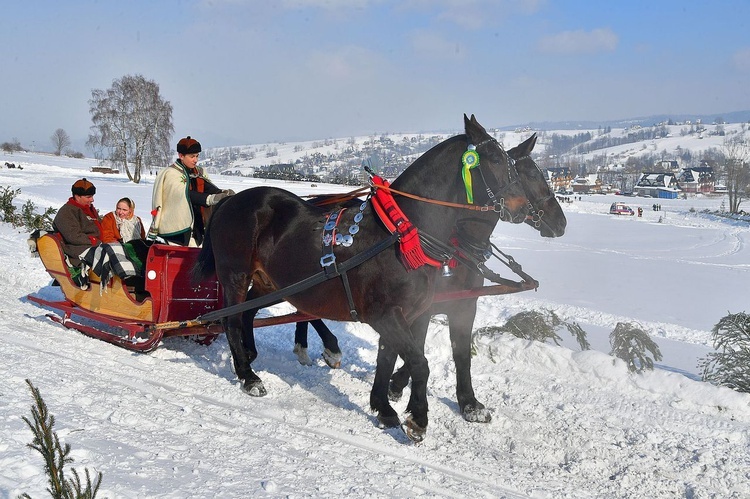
[510,134,567,237]
[463,114,529,224]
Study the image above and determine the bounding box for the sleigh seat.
[35,233,154,321]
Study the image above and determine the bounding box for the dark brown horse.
[194,115,530,441]
[386,134,567,422]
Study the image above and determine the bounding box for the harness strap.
[320,209,346,268]
[198,233,399,322]
[322,258,360,321]
[320,209,359,321]
[418,230,537,289]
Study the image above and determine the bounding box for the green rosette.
[461,149,480,203]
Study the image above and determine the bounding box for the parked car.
[610,202,634,215]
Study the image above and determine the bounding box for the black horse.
[386,134,567,422]
[293,134,567,422]
[194,115,530,441]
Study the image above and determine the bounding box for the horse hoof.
[462,404,492,423]
[242,380,267,397]
[322,349,342,369]
[293,344,313,366]
[387,388,403,402]
[377,413,401,429]
[401,416,427,443]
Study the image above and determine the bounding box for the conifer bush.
[699,312,750,393]
[19,379,103,499]
[0,185,56,230]
[609,321,662,373]
[22,200,56,231]
[473,308,590,355]
[0,186,21,225]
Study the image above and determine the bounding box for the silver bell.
[441,261,453,277]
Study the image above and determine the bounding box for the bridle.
[470,136,524,221]
[513,152,555,230]
[354,135,525,221]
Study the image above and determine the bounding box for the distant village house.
[634,172,680,199]
[677,166,715,194]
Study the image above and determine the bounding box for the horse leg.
[223,308,265,396]
[448,299,491,423]
[293,321,314,366]
[370,310,430,442]
[388,311,430,402]
[233,307,266,396]
[371,338,401,428]
[310,319,341,368]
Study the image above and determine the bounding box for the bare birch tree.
[87,74,174,183]
[722,134,750,214]
[50,128,71,156]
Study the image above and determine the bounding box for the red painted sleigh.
[26,233,315,352]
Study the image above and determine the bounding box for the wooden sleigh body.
[26,233,314,352]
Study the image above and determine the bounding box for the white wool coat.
[152,162,215,238]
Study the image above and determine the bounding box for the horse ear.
[517,133,537,156]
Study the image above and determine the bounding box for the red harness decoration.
[370,176,441,270]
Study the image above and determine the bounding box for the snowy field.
[0,151,749,498]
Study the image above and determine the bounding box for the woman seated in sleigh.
[52,178,148,293]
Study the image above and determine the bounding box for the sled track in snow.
[4,320,529,498]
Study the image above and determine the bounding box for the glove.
[223,189,236,196]
[207,191,229,206]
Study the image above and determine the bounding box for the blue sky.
[2,0,749,151]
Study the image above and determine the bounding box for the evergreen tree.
[609,322,662,373]
[473,309,590,351]
[19,379,103,499]
[699,312,750,392]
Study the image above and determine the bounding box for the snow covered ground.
[1,151,749,498]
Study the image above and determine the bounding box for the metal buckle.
[320,253,336,267]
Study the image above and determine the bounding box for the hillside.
[201,118,749,183]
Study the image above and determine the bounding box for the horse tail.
[193,224,216,284]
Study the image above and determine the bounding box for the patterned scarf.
[116,215,142,242]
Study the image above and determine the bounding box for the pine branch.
[20,379,104,499]
[699,312,750,392]
[609,322,662,373]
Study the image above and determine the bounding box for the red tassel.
[371,176,440,270]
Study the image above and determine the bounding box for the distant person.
[151,136,234,247]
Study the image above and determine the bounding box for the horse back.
[207,186,437,324]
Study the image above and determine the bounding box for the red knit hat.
[71,178,96,196]
[177,136,201,154]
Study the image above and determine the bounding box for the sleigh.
[26,233,315,352]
